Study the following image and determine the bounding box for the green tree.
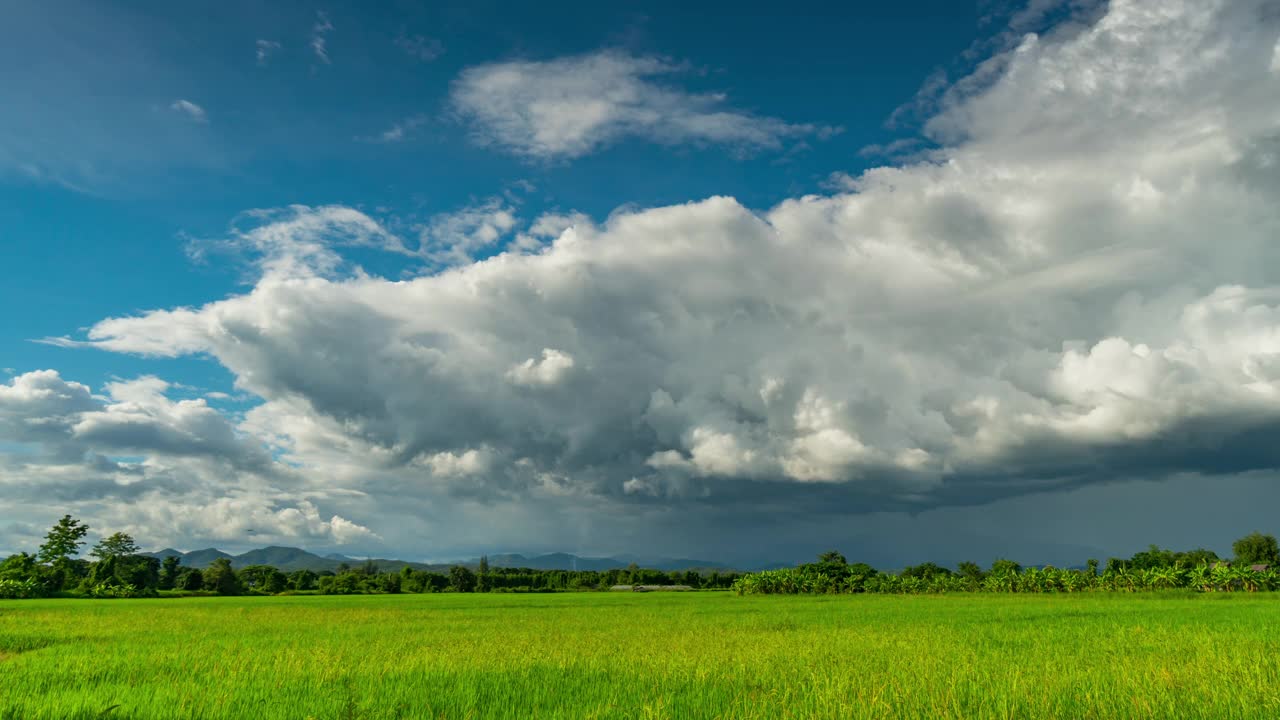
[238,565,287,594]
[901,562,952,579]
[89,532,141,560]
[818,550,847,566]
[990,558,1022,576]
[1086,558,1099,576]
[37,515,90,591]
[203,558,241,596]
[957,561,985,583]
[1128,545,1176,570]
[1233,532,1280,567]
[399,565,417,592]
[1175,548,1219,567]
[477,555,492,592]
[115,555,160,592]
[159,556,181,590]
[87,554,119,587]
[379,572,402,594]
[448,565,476,592]
[289,569,318,591]
[179,568,204,591]
[38,515,89,565]
[0,553,40,582]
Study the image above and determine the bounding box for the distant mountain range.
[143,546,737,573]
[483,552,732,572]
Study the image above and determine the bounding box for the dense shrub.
[0,578,43,599]
[734,563,1280,595]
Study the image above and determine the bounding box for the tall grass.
[3,593,1280,719]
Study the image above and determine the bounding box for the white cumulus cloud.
[507,349,576,387]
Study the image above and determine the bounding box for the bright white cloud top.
[5,0,1280,557]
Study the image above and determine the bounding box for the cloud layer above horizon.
[5,0,1280,559]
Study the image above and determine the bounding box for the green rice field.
[3,592,1280,719]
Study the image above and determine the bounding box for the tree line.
[7,515,1277,600]
[0,516,740,599]
[733,534,1280,595]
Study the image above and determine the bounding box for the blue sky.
[4,0,1280,566]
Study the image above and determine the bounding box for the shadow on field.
[0,633,56,658]
[1,707,128,720]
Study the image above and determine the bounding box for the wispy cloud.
[450,50,839,161]
[169,99,207,123]
[311,11,333,64]
[256,39,282,67]
[418,196,520,266]
[361,115,428,144]
[395,31,444,62]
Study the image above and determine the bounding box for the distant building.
[609,584,693,592]
[1251,564,1269,572]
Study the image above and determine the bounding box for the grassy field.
[3,592,1280,719]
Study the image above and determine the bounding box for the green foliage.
[989,558,1022,576]
[83,582,147,599]
[957,561,985,582]
[0,553,40,583]
[448,565,476,593]
[378,572,401,594]
[37,515,89,566]
[1233,532,1280,567]
[203,558,241,596]
[901,562,952,580]
[238,565,288,594]
[178,568,204,592]
[90,532,141,560]
[288,569,318,591]
[0,578,43,599]
[817,550,847,566]
[158,556,181,590]
[116,556,160,591]
[734,560,1280,595]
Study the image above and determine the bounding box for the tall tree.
[203,558,241,596]
[90,532,141,560]
[37,515,89,565]
[448,565,476,593]
[37,515,90,591]
[289,569,318,591]
[957,561,985,583]
[238,565,287,594]
[179,568,204,591]
[990,558,1022,575]
[159,556,181,590]
[1233,532,1280,567]
[818,551,848,566]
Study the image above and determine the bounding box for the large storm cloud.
[8,0,1280,560]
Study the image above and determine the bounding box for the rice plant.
[4,592,1280,719]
